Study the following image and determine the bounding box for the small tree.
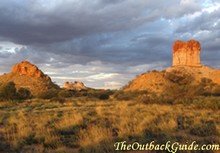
[0,82,17,100]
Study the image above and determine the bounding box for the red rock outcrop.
[12,61,46,79]
[124,39,220,93]
[0,61,59,96]
[63,81,87,91]
[172,39,201,67]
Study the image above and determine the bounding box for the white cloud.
[87,73,119,80]
[202,1,220,13]
[104,81,123,89]
[0,41,25,53]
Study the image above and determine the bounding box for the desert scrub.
[190,121,218,137]
[0,99,219,153]
[177,115,194,130]
[78,125,115,153]
[0,82,17,100]
[36,89,59,99]
[2,111,33,148]
[0,82,32,101]
[17,88,32,100]
[58,90,73,98]
[138,93,174,104]
[172,96,220,110]
[113,90,147,101]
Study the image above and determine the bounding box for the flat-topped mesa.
[12,60,47,79]
[172,39,202,67]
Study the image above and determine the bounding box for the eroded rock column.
[172,40,201,67]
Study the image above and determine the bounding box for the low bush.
[73,89,115,100]
[195,78,220,97]
[0,82,32,101]
[190,121,218,137]
[192,97,220,110]
[0,82,17,100]
[114,90,147,101]
[17,88,32,99]
[165,71,194,85]
[212,85,220,96]
[138,94,174,104]
[201,78,213,85]
[99,93,109,100]
[50,97,66,103]
[177,115,193,130]
[58,90,73,98]
[37,88,59,99]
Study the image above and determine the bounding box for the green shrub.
[17,88,32,99]
[73,90,86,97]
[0,82,17,100]
[73,89,115,99]
[37,88,59,99]
[177,115,193,130]
[114,91,147,101]
[197,78,219,96]
[163,75,194,99]
[23,133,38,145]
[114,91,129,100]
[171,96,220,110]
[99,93,109,100]
[58,90,73,98]
[165,71,194,85]
[192,97,220,110]
[212,85,220,96]
[190,121,218,137]
[138,93,174,104]
[201,78,213,85]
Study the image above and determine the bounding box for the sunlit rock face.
[172,40,201,67]
[12,61,46,79]
[0,60,59,96]
[124,39,220,93]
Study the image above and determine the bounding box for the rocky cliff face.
[63,81,87,91]
[173,40,201,67]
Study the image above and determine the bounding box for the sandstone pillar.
[172,40,201,67]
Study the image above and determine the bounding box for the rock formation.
[12,61,48,79]
[0,61,59,96]
[124,39,220,94]
[172,39,201,67]
[63,81,87,91]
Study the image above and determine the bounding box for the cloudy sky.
[0,0,219,89]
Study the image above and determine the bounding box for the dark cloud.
[0,0,202,45]
[174,6,220,66]
[175,9,219,33]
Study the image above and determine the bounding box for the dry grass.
[0,97,219,153]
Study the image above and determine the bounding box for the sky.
[0,0,219,89]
